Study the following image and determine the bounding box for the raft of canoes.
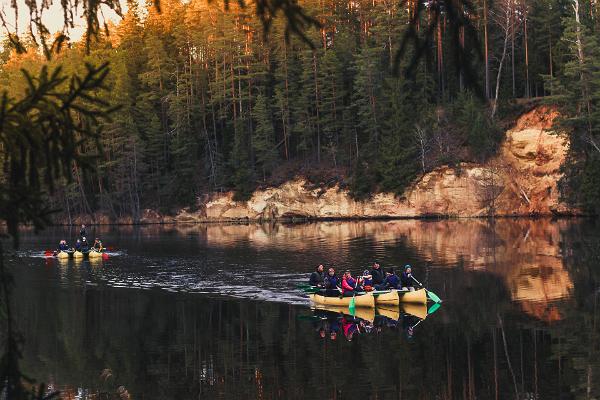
[55,249,105,259]
[307,288,430,308]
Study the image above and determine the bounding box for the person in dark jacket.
[400,265,416,291]
[384,268,401,289]
[80,237,90,252]
[309,264,325,287]
[370,262,386,290]
[58,240,70,251]
[75,239,82,251]
[323,268,340,296]
[80,224,87,238]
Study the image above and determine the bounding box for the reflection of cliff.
[183,219,574,321]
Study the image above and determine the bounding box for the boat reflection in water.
[307,302,440,341]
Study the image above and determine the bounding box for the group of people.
[57,224,104,253]
[309,262,418,296]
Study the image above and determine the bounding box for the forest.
[1,0,599,220]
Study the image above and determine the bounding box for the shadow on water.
[7,218,600,399]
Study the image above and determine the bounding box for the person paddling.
[93,238,104,252]
[74,239,82,251]
[400,265,416,291]
[362,270,373,291]
[341,270,364,296]
[309,264,325,287]
[80,224,87,239]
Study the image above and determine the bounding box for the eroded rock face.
[197,106,574,221]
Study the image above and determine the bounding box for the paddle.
[427,302,441,315]
[411,275,443,303]
[349,293,356,316]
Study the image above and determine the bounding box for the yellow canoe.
[73,251,84,258]
[397,288,427,304]
[57,251,70,259]
[88,250,103,258]
[373,290,400,306]
[309,292,375,308]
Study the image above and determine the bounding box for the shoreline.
[45,212,591,226]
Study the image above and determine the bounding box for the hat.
[404,264,411,270]
[362,270,370,276]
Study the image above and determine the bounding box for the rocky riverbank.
[64,105,579,225]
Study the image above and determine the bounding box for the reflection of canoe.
[313,305,376,322]
[309,292,375,308]
[373,290,399,306]
[400,303,428,319]
[397,288,427,304]
[377,306,400,320]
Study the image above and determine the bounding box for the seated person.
[400,265,416,292]
[58,240,70,251]
[362,270,374,291]
[383,268,401,289]
[309,264,325,287]
[74,239,82,251]
[93,238,104,251]
[371,262,386,290]
[341,270,364,296]
[323,268,340,296]
[80,237,90,252]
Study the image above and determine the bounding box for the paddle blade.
[428,302,441,315]
[102,253,109,260]
[427,290,442,303]
[349,296,356,315]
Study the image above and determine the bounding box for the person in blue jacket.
[74,239,82,251]
[384,268,401,289]
[58,240,70,251]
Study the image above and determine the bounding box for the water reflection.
[8,218,600,399]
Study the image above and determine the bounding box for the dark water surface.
[7,219,600,399]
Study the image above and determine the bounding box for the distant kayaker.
[74,239,82,251]
[384,268,401,289]
[81,237,90,252]
[309,264,325,287]
[370,262,386,289]
[80,224,87,238]
[400,265,416,291]
[323,268,340,296]
[341,270,364,296]
[93,238,103,251]
[58,240,70,251]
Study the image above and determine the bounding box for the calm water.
[6,219,600,399]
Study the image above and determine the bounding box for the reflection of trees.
[12,259,597,399]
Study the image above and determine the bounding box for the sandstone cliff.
[180,105,572,222]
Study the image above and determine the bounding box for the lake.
[6,218,600,399]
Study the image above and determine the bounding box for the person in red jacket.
[341,270,364,296]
